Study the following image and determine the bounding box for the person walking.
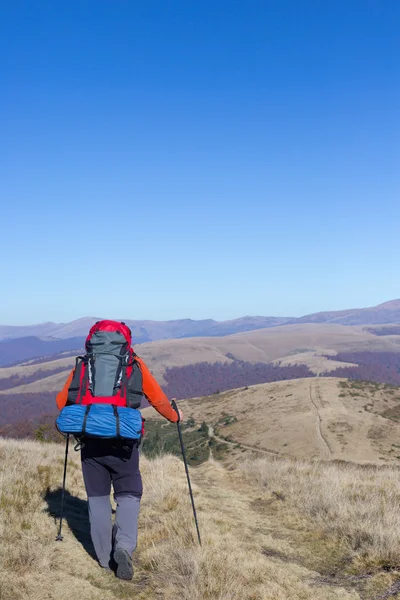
[56,320,182,580]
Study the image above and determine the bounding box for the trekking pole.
[171,400,202,546]
[56,434,70,542]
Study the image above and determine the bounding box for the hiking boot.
[114,548,134,581]
[105,556,117,573]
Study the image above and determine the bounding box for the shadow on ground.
[44,488,96,561]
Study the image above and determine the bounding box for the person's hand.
[171,398,183,422]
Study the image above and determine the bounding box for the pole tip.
[55,535,64,542]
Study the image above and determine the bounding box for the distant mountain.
[297,300,400,326]
[0,317,290,366]
[0,316,291,342]
[3,321,400,388]
[0,300,399,369]
[0,322,60,340]
[0,336,85,367]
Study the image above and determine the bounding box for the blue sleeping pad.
[56,404,142,440]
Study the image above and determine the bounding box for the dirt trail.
[208,424,278,457]
[309,379,332,460]
[191,459,358,600]
[208,379,333,461]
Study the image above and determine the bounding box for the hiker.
[55,320,182,580]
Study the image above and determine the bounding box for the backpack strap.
[71,406,92,450]
[113,405,121,438]
[81,405,91,433]
[113,354,129,395]
[67,356,89,405]
[124,353,144,409]
[77,357,90,403]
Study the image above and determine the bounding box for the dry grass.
[272,349,358,374]
[240,455,400,572]
[0,437,368,600]
[145,378,400,464]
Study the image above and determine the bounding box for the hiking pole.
[171,400,202,546]
[56,434,70,542]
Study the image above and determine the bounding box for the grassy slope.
[141,419,213,466]
[0,370,72,395]
[143,377,400,464]
[136,323,400,383]
[3,438,400,599]
[0,357,75,380]
[2,322,400,393]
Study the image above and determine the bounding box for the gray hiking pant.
[81,440,143,568]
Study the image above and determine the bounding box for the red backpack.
[67,320,143,409]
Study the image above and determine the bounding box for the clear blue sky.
[1,1,399,324]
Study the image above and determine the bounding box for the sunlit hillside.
[1,437,400,599]
[143,377,400,464]
[3,322,400,439]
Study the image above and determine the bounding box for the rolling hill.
[1,316,400,444]
[135,322,400,382]
[143,377,400,465]
[1,321,400,435]
[0,336,85,367]
[1,299,400,367]
[1,322,398,394]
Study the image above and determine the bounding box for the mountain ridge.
[1,298,400,343]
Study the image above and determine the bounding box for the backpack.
[56,320,144,442]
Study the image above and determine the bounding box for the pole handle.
[171,398,181,422]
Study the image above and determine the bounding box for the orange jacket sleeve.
[56,370,74,411]
[136,357,178,422]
